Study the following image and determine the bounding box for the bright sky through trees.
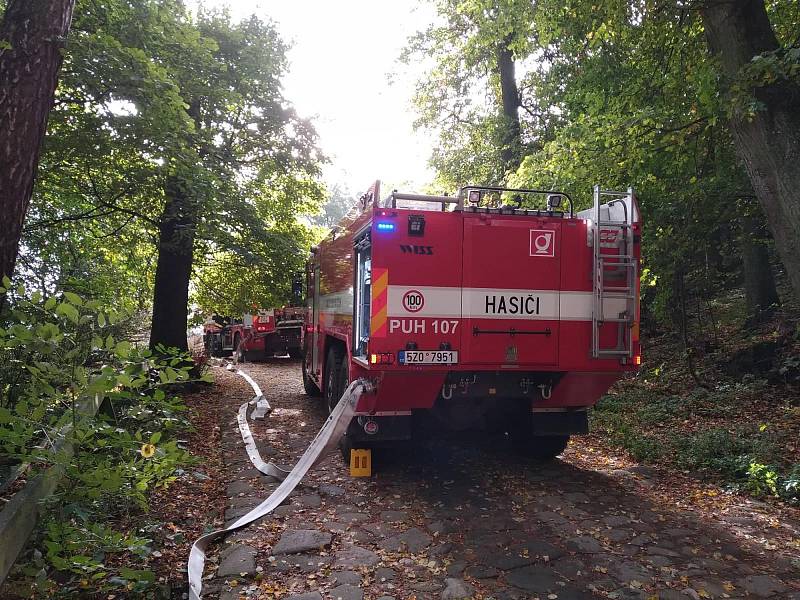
[197,0,437,194]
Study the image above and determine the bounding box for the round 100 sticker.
[402,289,425,313]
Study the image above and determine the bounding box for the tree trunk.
[701,0,800,301]
[740,212,780,321]
[149,175,197,352]
[0,0,75,293]
[497,38,522,175]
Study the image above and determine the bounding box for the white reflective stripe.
[387,285,461,318]
[187,378,369,600]
[559,291,627,321]
[463,288,559,320]
[384,286,628,321]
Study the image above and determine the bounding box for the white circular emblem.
[402,290,425,313]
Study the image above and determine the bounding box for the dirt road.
[200,359,800,600]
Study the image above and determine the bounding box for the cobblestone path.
[201,360,800,600]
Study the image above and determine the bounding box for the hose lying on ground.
[187,364,371,600]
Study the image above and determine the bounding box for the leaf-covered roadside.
[592,292,800,505]
[0,284,217,597]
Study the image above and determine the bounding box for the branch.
[23,206,116,231]
[85,166,161,227]
[589,116,709,154]
[90,213,137,240]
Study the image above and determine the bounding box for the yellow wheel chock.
[349,448,372,477]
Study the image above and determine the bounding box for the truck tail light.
[369,353,395,365]
[633,355,642,366]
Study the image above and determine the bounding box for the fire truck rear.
[204,306,304,361]
[303,182,641,460]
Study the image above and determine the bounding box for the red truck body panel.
[305,182,641,423]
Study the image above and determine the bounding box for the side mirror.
[546,194,564,211]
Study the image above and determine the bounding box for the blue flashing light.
[376,222,395,232]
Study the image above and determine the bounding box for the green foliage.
[745,462,779,497]
[401,0,536,187]
[18,0,324,324]
[310,183,358,230]
[729,46,800,118]
[672,428,754,475]
[594,377,800,504]
[406,0,800,333]
[0,286,203,593]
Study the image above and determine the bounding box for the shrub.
[0,280,207,595]
[672,428,751,477]
[745,462,780,497]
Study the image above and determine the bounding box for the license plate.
[398,350,458,365]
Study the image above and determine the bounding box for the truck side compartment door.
[462,215,561,366]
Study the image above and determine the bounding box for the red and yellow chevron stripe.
[370,267,388,338]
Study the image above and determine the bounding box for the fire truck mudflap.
[304,182,641,459]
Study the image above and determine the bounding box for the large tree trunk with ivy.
[0,0,75,292]
[701,0,800,301]
[497,37,522,176]
[739,212,780,321]
[149,175,197,352]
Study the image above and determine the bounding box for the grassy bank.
[593,292,800,504]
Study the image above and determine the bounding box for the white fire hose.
[187,365,371,599]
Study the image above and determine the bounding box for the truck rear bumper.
[344,406,589,443]
[353,369,620,413]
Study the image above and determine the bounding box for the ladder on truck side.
[591,186,637,362]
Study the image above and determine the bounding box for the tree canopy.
[11,0,325,341]
[405,0,799,330]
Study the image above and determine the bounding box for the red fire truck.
[303,181,641,459]
[204,307,304,361]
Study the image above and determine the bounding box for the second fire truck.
[204,306,304,361]
[303,182,641,460]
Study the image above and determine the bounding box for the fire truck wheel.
[302,357,321,397]
[338,434,353,463]
[324,347,344,414]
[233,334,246,362]
[512,434,570,460]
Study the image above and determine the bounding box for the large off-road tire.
[338,354,350,400]
[204,334,213,357]
[324,347,345,414]
[302,356,321,397]
[512,434,570,460]
[233,333,246,363]
[339,433,354,464]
